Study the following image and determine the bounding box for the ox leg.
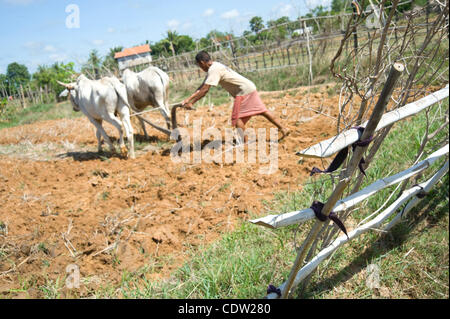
[118,105,135,159]
[104,113,126,157]
[95,119,104,152]
[88,117,115,153]
[161,107,171,130]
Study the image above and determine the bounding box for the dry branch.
[297,85,449,158]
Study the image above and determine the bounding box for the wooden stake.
[279,62,404,299]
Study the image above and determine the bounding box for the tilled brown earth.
[0,85,354,298]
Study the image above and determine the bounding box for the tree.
[198,37,212,50]
[150,31,196,58]
[102,46,123,74]
[312,5,329,17]
[267,16,290,28]
[176,35,195,54]
[242,30,257,44]
[149,40,166,58]
[0,74,8,97]
[165,30,179,56]
[6,62,30,92]
[249,16,264,33]
[267,16,291,44]
[331,0,348,13]
[32,62,75,99]
[82,49,102,79]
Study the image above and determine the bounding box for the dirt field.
[0,85,349,298]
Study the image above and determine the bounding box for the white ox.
[58,74,135,159]
[121,66,171,138]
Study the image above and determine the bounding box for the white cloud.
[24,42,57,54]
[203,8,214,17]
[91,39,105,46]
[167,19,180,30]
[22,42,67,66]
[120,26,140,34]
[44,45,56,52]
[49,53,68,62]
[279,4,294,16]
[271,3,296,18]
[2,0,35,5]
[127,0,143,9]
[306,0,331,9]
[107,27,115,33]
[181,22,192,30]
[23,41,42,50]
[23,41,48,56]
[221,9,239,19]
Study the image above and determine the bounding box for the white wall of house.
[117,52,152,71]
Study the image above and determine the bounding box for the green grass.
[84,221,295,299]
[0,101,81,129]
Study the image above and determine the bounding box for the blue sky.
[0,0,331,74]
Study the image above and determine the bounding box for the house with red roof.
[114,44,152,71]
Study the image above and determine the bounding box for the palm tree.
[85,49,101,79]
[103,46,123,75]
[166,30,179,56]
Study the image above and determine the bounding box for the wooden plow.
[129,103,185,141]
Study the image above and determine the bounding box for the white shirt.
[204,62,256,97]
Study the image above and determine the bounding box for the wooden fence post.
[304,21,314,84]
[0,84,7,99]
[287,46,291,65]
[351,0,360,53]
[19,84,27,108]
[279,62,405,299]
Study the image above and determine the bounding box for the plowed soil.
[0,85,352,298]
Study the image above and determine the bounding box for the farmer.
[181,51,290,143]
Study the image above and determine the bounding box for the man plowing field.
[181,51,290,143]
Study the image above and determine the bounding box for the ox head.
[57,80,80,112]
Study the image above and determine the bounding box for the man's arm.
[182,84,211,109]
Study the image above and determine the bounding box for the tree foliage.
[249,16,264,33]
[6,62,31,91]
[82,49,102,79]
[151,31,196,58]
[102,46,123,74]
[32,62,75,97]
[331,0,350,13]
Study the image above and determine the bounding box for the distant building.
[114,44,152,71]
[292,26,314,36]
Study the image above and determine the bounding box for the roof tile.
[114,44,151,59]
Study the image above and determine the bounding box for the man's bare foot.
[279,128,291,141]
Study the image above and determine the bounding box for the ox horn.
[56,80,75,90]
